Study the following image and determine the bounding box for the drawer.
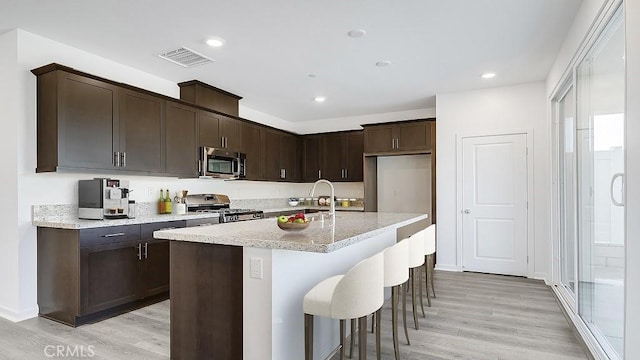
[79,225,140,248]
[141,220,186,239]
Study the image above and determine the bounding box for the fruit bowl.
[277,212,310,231]
[277,221,310,231]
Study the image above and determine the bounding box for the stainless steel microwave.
[199,147,246,179]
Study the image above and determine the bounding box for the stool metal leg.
[418,266,426,316]
[340,319,346,360]
[358,316,367,360]
[375,308,381,360]
[350,319,356,358]
[401,282,410,345]
[305,313,314,360]
[391,285,400,360]
[411,268,419,330]
[429,254,436,298]
[424,257,431,307]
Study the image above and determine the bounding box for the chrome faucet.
[309,179,335,218]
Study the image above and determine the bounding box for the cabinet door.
[397,121,432,151]
[80,241,140,315]
[57,72,119,170]
[321,133,344,181]
[141,240,170,297]
[279,133,297,181]
[119,90,164,172]
[219,116,242,151]
[165,102,198,177]
[198,110,221,148]
[241,122,263,180]
[140,221,184,298]
[344,131,364,181]
[303,135,322,181]
[364,125,395,153]
[262,128,281,180]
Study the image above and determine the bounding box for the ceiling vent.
[157,47,214,68]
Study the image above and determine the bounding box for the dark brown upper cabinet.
[165,102,198,177]
[320,131,364,182]
[119,89,164,173]
[179,80,242,117]
[32,64,199,177]
[197,110,242,151]
[363,119,434,154]
[302,135,322,182]
[241,121,264,180]
[34,68,121,172]
[262,128,299,182]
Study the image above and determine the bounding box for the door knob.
[464,209,471,214]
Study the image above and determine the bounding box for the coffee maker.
[78,178,130,220]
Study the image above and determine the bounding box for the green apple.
[294,218,305,224]
[277,215,288,223]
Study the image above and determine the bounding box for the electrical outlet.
[250,258,263,279]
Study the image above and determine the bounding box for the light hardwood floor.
[0,271,588,360]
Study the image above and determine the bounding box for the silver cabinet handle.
[197,223,214,226]
[221,136,225,148]
[114,152,120,167]
[318,170,322,179]
[121,152,126,167]
[157,227,176,231]
[345,168,348,179]
[610,173,624,206]
[136,243,142,260]
[464,209,471,214]
[392,138,395,149]
[102,232,125,237]
[144,242,148,259]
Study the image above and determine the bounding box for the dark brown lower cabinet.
[37,221,185,327]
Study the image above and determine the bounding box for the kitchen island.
[154,211,427,360]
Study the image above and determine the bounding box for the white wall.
[0,29,363,321]
[624,1,640,358]
[0,30,22,320]
[435,82,550,281]
[377,154,431,219]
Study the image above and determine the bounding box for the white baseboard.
[0,304,38,322]
[531,272,549,285]
[434,264,461,272]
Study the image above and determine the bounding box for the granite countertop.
[32,212,220,230]
[153,212,427,253]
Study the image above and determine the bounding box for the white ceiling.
[1,0,581,122]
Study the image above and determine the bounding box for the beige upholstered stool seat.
[304,253,384,360]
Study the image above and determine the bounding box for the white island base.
[244,230,396,360]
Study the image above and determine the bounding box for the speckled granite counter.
[154,211,425,253]
[32,203,219,229]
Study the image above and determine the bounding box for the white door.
[461,133,528,276]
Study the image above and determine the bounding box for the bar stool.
[304,252,384,360]
[407,231,426,329]
[383,238,411,360]
[423,224,436,306]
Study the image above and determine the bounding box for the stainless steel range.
[184,194,264,223]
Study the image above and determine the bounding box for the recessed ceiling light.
[206,38,225,47]
[376,60,392,67]
[481,72,496,79]
[314,96,326,103]
[347,29,367,38]
[308,74,317,78]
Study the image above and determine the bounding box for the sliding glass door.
[555,5,625,359]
